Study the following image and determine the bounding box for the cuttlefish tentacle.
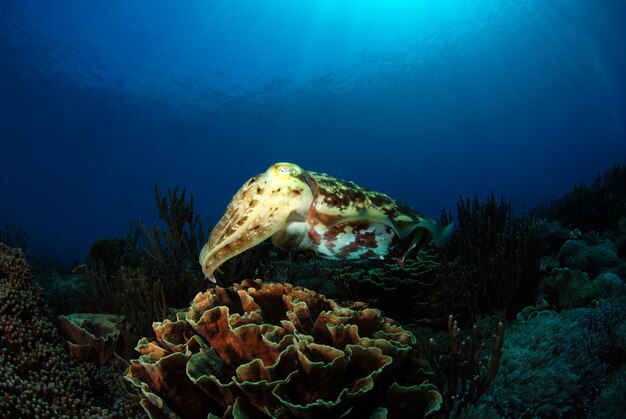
[199,163,313,281]
[199,162,453,281]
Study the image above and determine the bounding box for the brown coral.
[126,279,442,418]
[58,313,125,365]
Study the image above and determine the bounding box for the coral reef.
[126,279,442,418]
[0,242,141,417]
[540,230,626,310]
[587,365,626,419]
[80,266,169,360]
[58,313,125,365]
[75,185,210,360]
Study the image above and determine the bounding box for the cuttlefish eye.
[273,163,301,177]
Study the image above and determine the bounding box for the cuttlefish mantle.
[199,162,454,282]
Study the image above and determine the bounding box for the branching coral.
[126,279,442,418]
[0,242,141,417]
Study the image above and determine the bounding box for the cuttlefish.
[200,163,454,282]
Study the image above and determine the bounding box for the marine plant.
[141,184,209,306]
[78,184,211,358]
[538,163,626,232]
[0,220,26,251]
[439,194,543,321]
[126,279,442,418]
[426,316,504,418]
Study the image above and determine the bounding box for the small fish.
[200,163,453,281]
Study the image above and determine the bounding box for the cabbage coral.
[126,279,442,418]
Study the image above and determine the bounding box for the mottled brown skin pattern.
[291,170,429,263]
[207,176,258,250]
[305,171,423,236]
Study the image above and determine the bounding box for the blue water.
[1,0,625,263]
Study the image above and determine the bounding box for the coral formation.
[58,312,125,365]
[142,185,208,301]
[540,230,626,310]
[478,301,626,417]
[558,236,620,278]
[126,279,442,418]
[0,242,141,417]
[326,250,446,327]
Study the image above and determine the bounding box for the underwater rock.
[58,313,125,365]
[126,279,442,418]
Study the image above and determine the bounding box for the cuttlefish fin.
[415,217,455,247]
[397,218,454,263]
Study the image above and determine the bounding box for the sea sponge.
[126,279,442,418]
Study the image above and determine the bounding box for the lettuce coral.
[126,279,442,418]
[58,313,124,365]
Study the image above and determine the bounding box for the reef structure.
[0,243,139,417]
[126,279,442,418]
